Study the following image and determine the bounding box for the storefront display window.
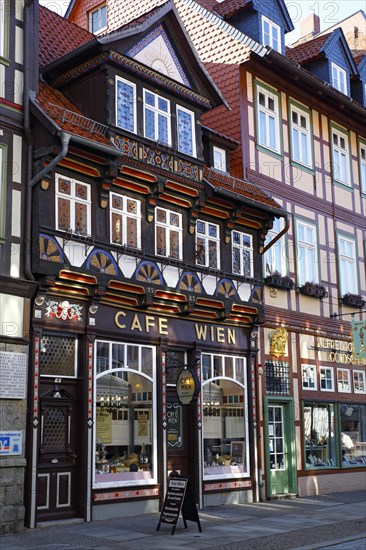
[304,403,338,469]
[340,404,366,466]
[94,340,156,487]
[202,353,248,479]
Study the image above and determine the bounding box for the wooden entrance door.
[166,390,198,501]
[36,385,82,521]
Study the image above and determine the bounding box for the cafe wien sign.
[316,337,366,365]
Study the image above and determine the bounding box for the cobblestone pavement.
[1,491,365,550]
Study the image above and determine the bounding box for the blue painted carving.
[86,248,119,276]
[134,260,164,285]
[177,271,203,293]
[39,234,64,263]
[215,278,239,300]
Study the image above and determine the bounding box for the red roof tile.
[286,33,331,65]
[214,0,251,19]
[194,0,217,11]
[204,167,283,211]
[39,5,94,68]
[35,81,116,149]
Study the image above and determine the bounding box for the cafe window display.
[304,403,338,468]
[202,353,249,479]
[94,340,157,487]
[340,404,366,466]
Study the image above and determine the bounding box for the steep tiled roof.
[214,0,251,19]
[39,5,94,68]
[35,81,116,149]
[286,33,330,65]
[204,167,283,211]
[194,0,217,11]
[352,51,366,66]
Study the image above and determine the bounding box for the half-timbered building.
[64,0,366,502]
[25,2,286,526]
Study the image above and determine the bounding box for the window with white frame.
[155,207,182,259]
[290,104,312,167]
[110,193,141,248]
[320,367,334,391]
[353,370,366,394]
[143,90,171,145]
[116,77,136,133]
[0,1,6,59]
[196,220,220,269]
[256,84,281,153]
[331,127,351,185]
[359,143,366,194]
[337,234,358,295]
[264,217,286,276]
[94,340,156,488]
[0,144,6,240]
[262,16,281,52]
[331,63,347,95]
[55,174,91,235]
[177,106,196,157]
[201,352,249,479]
[213,146,227,172]
[232,230,253,277]
[295,219,318,286]
[302,364,317,390]
[89,3,107,34]
[337,368,351,392]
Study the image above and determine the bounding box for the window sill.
[291,160,315,175]
[256,144,283,161]
[333,180,353,191]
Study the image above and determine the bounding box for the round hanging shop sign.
[176,367,200,405]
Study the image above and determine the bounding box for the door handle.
[70,453,77,463]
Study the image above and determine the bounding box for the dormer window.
[89,3,107,34]
[213,146,226,172]
[177,106,196,157]
[116,77,136,133]
[143,90,171,146]
[331,63,347,95]
[262,16,281,53]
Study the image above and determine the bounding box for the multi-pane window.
[295,219,318,286]
[340,403,366,467]
[320,367,334,391]
[0,1,6,59]
[337,235,358,295]
[155,207,182,259]
[264,217,286,276]
[304,403,338,468]
[196,220,220,269]
[332,127,351,185]
[89,4,107,34]
[0,144,6,239]
[302,365,317,390]
[55,174,91,235]
[143,90,171,145]
[116,77,136,133]
[256,84,280,153]
[337,368,351,392]
[110,193,141,249]
[232,231,253,277]
[202,353,248,479]
[290,105,312,167]
[213,146,226,172]
[331,63,347,95]
[353,371,366,394]
[177,106,195,157]
[359,143,366,194]
[262,16,281,52]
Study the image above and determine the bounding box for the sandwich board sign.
[157,475,202,535]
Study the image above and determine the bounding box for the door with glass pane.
[267,403,294,496]
[36,383,82,521]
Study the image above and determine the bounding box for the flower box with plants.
[341,293,366,308]
[264,271,295,291]
[299,282,328,299]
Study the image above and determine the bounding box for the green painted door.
[267,403,295,496]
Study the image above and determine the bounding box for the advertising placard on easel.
[157,475,202,535]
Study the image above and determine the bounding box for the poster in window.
[138,412,149,437]
[167,401,182,448]
[231,441,244,463]
[96,407,112,444]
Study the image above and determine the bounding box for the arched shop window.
[202,353,249,479]
[94,341,156,487]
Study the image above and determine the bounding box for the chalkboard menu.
[157,475,202,535]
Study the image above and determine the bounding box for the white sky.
[39,0,366,43]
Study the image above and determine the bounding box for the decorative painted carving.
[270,327,288,358]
